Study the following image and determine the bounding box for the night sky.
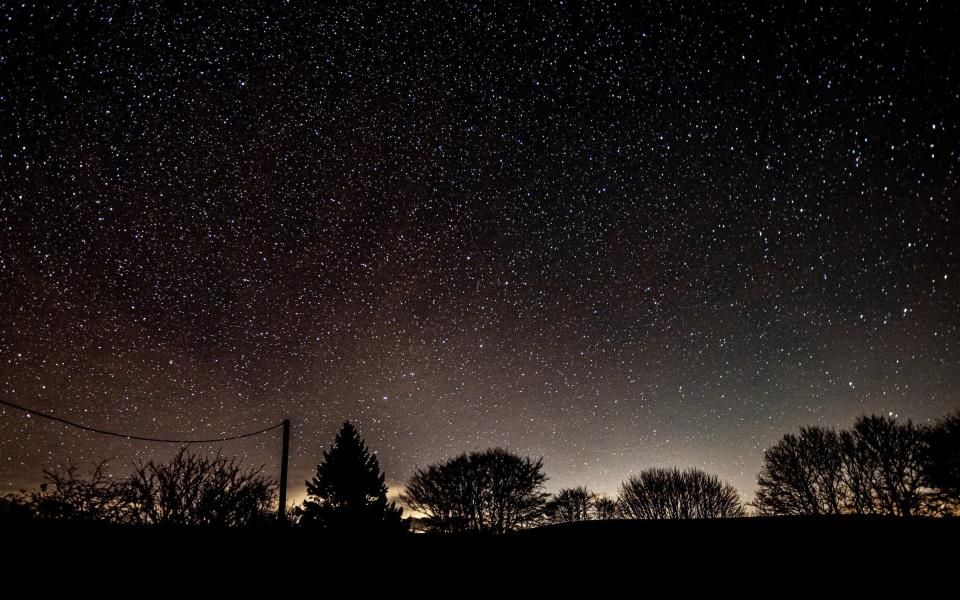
[2,1,959,507]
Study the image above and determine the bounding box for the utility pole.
[278,418,290,524]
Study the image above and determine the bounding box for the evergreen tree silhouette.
[300,421,406,533]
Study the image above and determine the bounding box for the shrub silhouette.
[1,460,129,523]
[7,450,276,526]
[0,493,34,524]
[126,448,277,526]
[34,460,132,522]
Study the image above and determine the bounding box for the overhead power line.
[0,398,283,443]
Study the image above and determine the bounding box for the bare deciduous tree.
[544,486,594,523]
[618,467,745,519]
[841,415,926,516]
[754,426,847,516]
[402,448,548,533]
[592,496,619,520]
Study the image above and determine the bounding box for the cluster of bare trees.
[401,412,959,532]
[539,472,745,524]
[403,453,745,532]
[541,486,621,523]
[754,414,959,516]
[402,448,549,533]
[543,486,596,523]
[3,448,277,526]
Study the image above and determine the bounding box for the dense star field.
[1,2,958,505]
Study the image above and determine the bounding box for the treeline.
[755,413,959,517]
[2,412,957,532]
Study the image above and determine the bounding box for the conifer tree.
[300,421,406,533]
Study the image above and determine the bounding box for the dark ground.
[3,515,957,588]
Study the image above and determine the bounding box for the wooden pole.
[278,418,290,524]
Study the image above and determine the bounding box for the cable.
[0,398,283,443]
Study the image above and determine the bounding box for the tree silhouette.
[755,414,933,516]
[544,486,595,523]
[618,467,745,519]
[841,415,927,516]
[402,447,548,533]
[754,426,847,516]
[126,448,277,527]
[592,496,619,520]
[924,411,960,514]
[299,421,405,533]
